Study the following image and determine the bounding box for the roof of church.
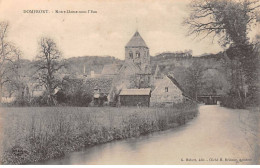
[101,64,122,75]
[119,61,142,74]
[126,31,148,48]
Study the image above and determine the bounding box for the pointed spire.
[136,18,138,32]
[126,31,148,48]
[154,65,163,79]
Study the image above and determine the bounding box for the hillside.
[66,56,123,75]
[16,52,229,97]
[150,52,227,74]
[64,52,227,76]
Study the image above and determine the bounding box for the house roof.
[126,31,148,48]
[85,77,113,94]
[119,88,151,96]
[167,75,185,93]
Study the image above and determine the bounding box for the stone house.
[150,65,184,106]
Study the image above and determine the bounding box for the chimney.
[90,71,95,77]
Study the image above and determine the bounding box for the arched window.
[129,51,133,59]
[136,51,140,58]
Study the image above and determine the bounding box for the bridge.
[197,95,222,105]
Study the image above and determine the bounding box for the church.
[92,31,185,107]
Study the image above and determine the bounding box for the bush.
[221,92,245,109]
[64,91,92,107]
[56,76,93,106]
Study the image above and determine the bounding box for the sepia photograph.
[0,0,259,166]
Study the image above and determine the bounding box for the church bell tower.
[125,31,151,73]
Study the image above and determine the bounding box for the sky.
[0,0,258,60]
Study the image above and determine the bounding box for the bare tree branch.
[0,21,21,104]
[33,37,65,105]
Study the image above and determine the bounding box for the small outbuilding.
[119,88,151,107]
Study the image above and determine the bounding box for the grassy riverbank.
[0,102,198,164]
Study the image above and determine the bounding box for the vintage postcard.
[0,0,259,165]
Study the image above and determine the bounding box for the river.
[36,105,258,165]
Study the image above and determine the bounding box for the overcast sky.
[0,0,258,60]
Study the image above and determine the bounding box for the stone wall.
[151,76,183,106]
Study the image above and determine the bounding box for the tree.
[184,0,260,106]
[0,21,20,105]
[4,47,30,105]
[33,37,65,106]
[184,0,259,46]
[201,69,229,95]
[57,75,92,106]
[186,60,205,101]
